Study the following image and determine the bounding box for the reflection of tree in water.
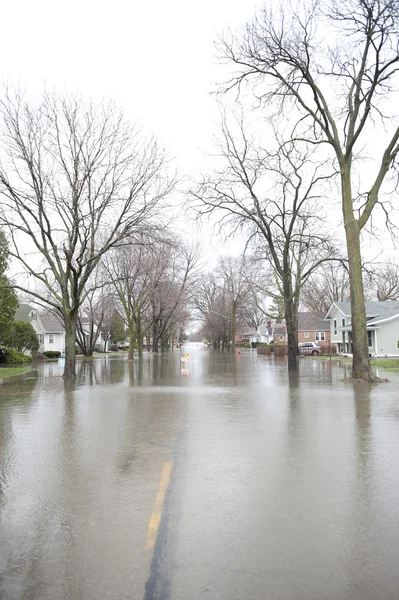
[353,382,374,493]
[76,359,101,386]
[127,359,144,385]
[75,358,128,386]
[151,354,176,383]
[0,376,39,507]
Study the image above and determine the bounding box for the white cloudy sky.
[0,0,259,171]
[0,0,265,261]
[0,0,397,264]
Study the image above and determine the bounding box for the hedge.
[43,351,61,358]
[1,347,32,364]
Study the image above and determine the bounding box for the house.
[14,303,65,353]
[273,324,287,345]
[325,300,399,356]
[240,321,274,344]
[298,312,331,348]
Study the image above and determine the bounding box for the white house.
[240,321,274,344]
[325,300,399,357]
[14,303,66,354]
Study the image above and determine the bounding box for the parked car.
[298,342,322,355]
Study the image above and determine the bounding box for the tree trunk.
[342,168,374,381]
[285,297,298,372]
[64,311,77,379]
[128,319,135,360]
[231,306,236,351]
[137,308,143,360]
[152,320,159,353]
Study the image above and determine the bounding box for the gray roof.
[273,324,286,335]
[40,311,65,332]
[331,301,399,321]
[298,312,329,331]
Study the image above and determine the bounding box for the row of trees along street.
[192,0,399,381]
[0,91,175,378]
[0,1,399,381]
[74,235,200,360]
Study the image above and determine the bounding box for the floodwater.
[0,350,399,600]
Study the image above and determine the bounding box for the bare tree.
[193,272,232,349]
[0,90,173,377]
[148,240,201,352]
[366,259,399,300]
[192,116,336,370]
[76,286,113,356]
[218,0,399,380]
[216,255,256,349]
[301,261,351,313]
[103,234,164,360]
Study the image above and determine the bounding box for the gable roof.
[41,311,65,332]
[273,324,286,335]
[298,312,329,331]
[327,300,399,320]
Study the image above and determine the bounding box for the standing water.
[0,349,399,600]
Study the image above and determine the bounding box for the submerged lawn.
[371,359,399,373]
[0,367,34,379]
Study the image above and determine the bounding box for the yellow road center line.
[145,461,173,550]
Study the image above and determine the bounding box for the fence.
[257,345,337,357]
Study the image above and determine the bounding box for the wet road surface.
[1,350,399,599]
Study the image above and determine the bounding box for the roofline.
[366,312,399,326]
[325,302,348,319]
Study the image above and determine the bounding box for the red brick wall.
[298,330,331,346]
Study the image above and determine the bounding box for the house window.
[342,318,345,327]
[304,332,309,339]
[315,332,325,341]
[333,319,337,335]
[279,335,284,341]
[367,330,373,348]
[49,334,54,344]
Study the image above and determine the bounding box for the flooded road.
[1,350,399,600]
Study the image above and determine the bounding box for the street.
[1,350,399,599]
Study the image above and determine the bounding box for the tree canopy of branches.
[192,116,335,370]
[193,254,258,350]
[0,90,174,377]
[301,262,351,314]
[219,0,399,380]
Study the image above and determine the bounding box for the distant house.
[240,321,274,344]
[273,324,287,345]
[298,312,331,348]
[325,300,399,356]
[14,303,65,353]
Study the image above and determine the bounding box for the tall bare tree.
[192,116,335,370]
[301,262,351,314]
[0,90,173,377]
[218,0,399,380]
[366,259,399,300]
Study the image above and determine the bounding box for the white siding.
[327,306,346,344]
[44,333,65,353]
[374,321,399,356]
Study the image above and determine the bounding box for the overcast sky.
[0,0,260,171]
[0,0,397,264]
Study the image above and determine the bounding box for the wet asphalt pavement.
[1,349,399,600]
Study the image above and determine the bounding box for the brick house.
[298,312,331,348]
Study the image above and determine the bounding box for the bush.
[43,350,61,358]
[1,347,32,364]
